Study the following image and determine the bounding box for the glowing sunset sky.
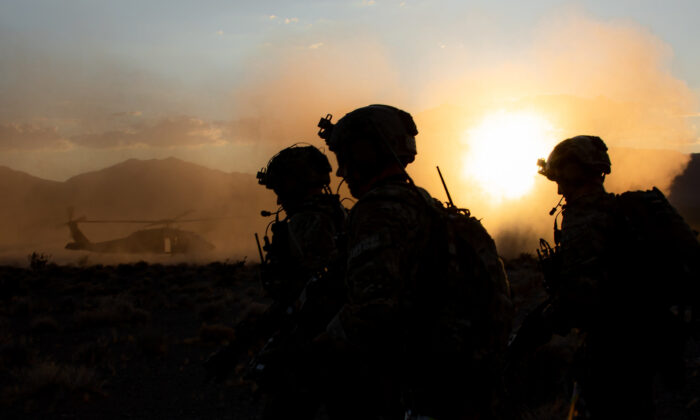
[1,0,699,181]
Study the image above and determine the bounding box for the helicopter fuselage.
[66,223,215,254]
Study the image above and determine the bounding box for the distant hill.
[669,153,700,230]
[0,152,696,262]
[0,158,275,260]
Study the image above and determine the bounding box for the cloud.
[308,42,324,49]
[269,15,277,20]
[361,0,376,5]
[0,123,71,151]
[284,17,299,24]
[0,34,203,138]
[71,117,225,149]
[216,30,224,36]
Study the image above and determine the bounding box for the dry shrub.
[74,297,150,328]
[72,340,110,365]
[178,281,211,295]
[0,315,9,334]
[245,286,260,298]
[239,302,267,321]
[173,294,195,309]
[28,297,52,314]
[56,296,77,314]
[521,398,570,420]
[199,323,236,344]
[197,300,226,322]
[27,252,50,270]
[10,296,30,316]
[195,289,217,303]
[136,330,169,358]
[30,316,59,333]
[0,338,33,368]
[218,289,237,305]
[2,361,104,412]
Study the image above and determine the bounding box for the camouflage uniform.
[261,193,346,311]
[207,145,347,420]
[254,192,347,420]
[533,136,700,419]
[317,104,512,419]
[551,191,616,331]
[333,179,433,348]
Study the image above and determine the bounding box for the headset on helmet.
[318,104,418,166]
[538,135,611,182]
[257,144,332,191]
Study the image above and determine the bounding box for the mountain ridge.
[0,157,275,259]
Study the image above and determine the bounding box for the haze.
[1,1,699,259]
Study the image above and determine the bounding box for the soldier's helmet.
[257,145,332,191]
[538,135,611,182]
[320,104,418,167]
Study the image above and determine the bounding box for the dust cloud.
[227,36,408,155]
[230,13,697,257]
[1,12,697,262]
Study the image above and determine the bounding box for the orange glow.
[461,110,559,202]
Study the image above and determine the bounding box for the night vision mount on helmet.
[318,104,418,166]
[537,135,611,182]
[257,144,332,191]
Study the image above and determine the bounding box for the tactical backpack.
[425,198,514,359]
[611,187,700,310]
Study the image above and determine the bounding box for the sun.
[461,110,559,202]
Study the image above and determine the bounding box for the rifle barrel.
[254,233,265,265]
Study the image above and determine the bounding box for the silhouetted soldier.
[256,145,347,310]
[512,135,699,418]
[206,145,347,419]
[316,105,513,419]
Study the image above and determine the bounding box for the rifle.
[255,233,265,266]
[506,299,555,363]
[507,239,563,365]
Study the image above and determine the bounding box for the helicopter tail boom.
[65,221,92,250]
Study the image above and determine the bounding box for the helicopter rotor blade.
[78,219,159,224]
[173,209,194,221]
[174,217,234,223]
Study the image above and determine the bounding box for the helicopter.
[64,208,216,254]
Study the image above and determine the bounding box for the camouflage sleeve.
[554,206,612,330]
[332,186,429,350]
[287,210,339,273]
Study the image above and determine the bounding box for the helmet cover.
[257,145,332,191]
[538,135,611,181]
[327,104,418,165]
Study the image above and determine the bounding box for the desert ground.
[0,255,697,419]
